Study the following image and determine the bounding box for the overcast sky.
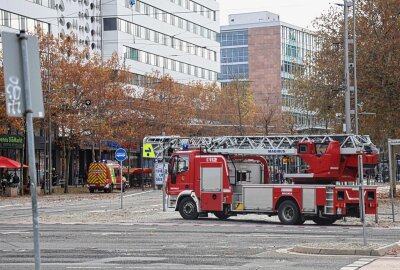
[217,0,335,29]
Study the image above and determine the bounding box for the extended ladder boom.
[143,134,377,158]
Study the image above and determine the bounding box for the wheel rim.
[283,206,294,221]
[183,202,195,216]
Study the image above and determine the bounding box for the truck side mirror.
[168,164,172,174]
[171,173,176,184]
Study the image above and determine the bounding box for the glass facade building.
[219,30,249,83]
[219,12,321,131]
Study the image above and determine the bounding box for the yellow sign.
[143,143,155,158]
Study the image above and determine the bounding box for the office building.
[0,0,220,84]
[220,11,320,131]
[103,0,220,84]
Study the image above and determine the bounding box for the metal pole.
[47,117,52,193]
[352,0,359,134]
[388,140,395,222]
[141,143,144,191]
[20,30,41,269]
[120,160,123,209]
[47,30,53,194]
[358,154,367,245]
[344,0,352,134]
[162,131,166,212]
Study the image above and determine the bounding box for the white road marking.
[0,231,30,235]
[91,232,122,236]
[340,258,375,270]
[0,204,23,208]
[123,190,154,198]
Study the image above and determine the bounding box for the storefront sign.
[0,135,24,149]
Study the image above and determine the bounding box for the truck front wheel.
[278,200,300,225]
[179,197,199,220]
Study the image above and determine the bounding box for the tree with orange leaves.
[39,32,131,193]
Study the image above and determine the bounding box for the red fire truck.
[144,135,379,225]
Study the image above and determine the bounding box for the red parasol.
[0,156,29,169]
[122,168,152,174]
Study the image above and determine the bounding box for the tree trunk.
[390,147,397,198]
[63,142,71,193]
[236,82,244,135]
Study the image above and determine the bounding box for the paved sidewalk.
[359,257,400,269]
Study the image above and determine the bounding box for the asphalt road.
[0,189,399,270]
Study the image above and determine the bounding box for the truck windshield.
[173,155,189,174]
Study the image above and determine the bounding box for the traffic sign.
[129,0,136,6]
[2,31,44,118]
[115,148,127,161]
[143,143,155,158]
[389,139,400,145]
[154,162,168,185]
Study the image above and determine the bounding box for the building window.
[124,46,216,80]
[103,18,117,31]
[219,64,249,81]
[0,9,49,34]
[221,47,248,63]
[116,18,217,62]
[129,0,217,41]
[125,47,139,61]
[220,30,248,47]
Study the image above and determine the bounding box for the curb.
[292,242,400,256]
[372,241,400,256]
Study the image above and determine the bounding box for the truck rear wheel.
[278,200,300,225]
[89,188,94,193]
[214,212,230,220]
[179,197,199,220]
[312,216,337,225]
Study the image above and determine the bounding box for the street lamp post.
[343,0,352,134]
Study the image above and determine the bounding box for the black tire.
[278,200,301,225]
[298,215,306,225]
[179,197,199,220]
[214,212,230,220]
[312,216,337,225]
[89,188,94,193]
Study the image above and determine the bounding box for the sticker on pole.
[2,31,44,118]
[115,148,127,161]
[143,143,155,158]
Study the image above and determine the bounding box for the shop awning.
[0,156,29,169]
